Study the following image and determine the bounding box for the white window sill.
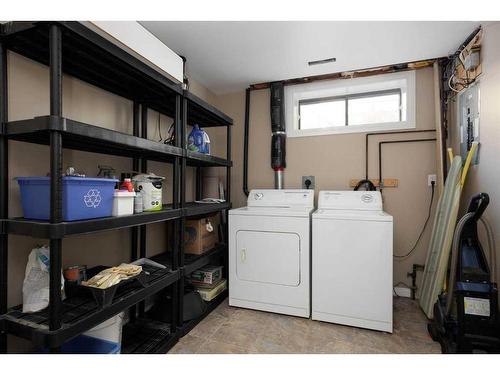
[288,120,415,138]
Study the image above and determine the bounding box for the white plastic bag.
[22,246,65,313]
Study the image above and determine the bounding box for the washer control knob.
[254,192,264,200]
[361,194,374,203]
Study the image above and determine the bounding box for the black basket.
[65,265,147,308]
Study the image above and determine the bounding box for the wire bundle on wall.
[443,27,482,103]
[394,181,435,259]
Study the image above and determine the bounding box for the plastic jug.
[188,124,210,154]
[132,173,164,212]
[202,131,211,155]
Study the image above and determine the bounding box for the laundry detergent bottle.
[187,124,205,153]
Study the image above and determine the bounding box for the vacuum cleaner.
[428,193,500,353]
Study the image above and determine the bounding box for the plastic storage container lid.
[16,176,119,183]
[40,335,120,354]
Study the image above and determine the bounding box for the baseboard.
[393,286,412,298]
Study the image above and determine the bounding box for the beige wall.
[450,22,500,284]
[6,52,217,308]
[215,68,439,289]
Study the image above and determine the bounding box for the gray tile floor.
[169,297,442,354]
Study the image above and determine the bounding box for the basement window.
[285,71,415,137]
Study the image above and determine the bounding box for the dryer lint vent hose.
[270,82,286,189]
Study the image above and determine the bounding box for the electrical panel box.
[459,82,480,165]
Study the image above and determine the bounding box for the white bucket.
[112,191,136,216]
[85,312,124,347]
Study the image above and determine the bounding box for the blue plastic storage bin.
[41,335,120,354]
[16,177,118,221]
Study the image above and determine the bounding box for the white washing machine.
[312,191,393,332]
[229,189,314,318]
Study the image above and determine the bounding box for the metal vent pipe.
[270,82,286,189]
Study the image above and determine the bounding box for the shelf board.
[0,265,180,349]
[185,151,232,167]
[1,202,230,239]
[121,318,177,354]
[179,290,228,338]
[149,251,175,271]
[151,244,226,275]
[4,116,183,163]
[183,244,226,275]
[3,206,182,239]
[184,90,233,128]
[1,22,181,116]
[183,202,231,217]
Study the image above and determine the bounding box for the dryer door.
[236,230,300,286]
[228,212,310,317]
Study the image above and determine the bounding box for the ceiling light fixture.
[308,57,336,66]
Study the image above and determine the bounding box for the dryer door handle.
[241,248,247,263]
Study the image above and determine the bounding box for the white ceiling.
[141,21,480,94]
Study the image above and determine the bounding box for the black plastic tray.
[66,266,147,308]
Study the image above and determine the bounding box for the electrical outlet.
[302,176,315,190]
[428,174,437,186]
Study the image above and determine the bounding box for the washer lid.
[318,190,383,211]
[313,209,393,222]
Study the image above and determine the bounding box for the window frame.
[285,70,416,138]
[298,88,403,129]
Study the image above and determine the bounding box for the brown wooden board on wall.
[349,179,399,188]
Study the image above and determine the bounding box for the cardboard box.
[189,265,223,285]
[184,215,217,254]
[195,279,227,302]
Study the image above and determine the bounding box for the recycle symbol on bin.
[83,189,102,208]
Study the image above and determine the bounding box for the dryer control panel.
[248,189,314,208]
[318,191,383,211]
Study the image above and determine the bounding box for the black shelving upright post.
[129,101,140,325]
[48,24,63,341]
[131,101,140,263]
[226,124,231,229]
[138,105,148,317]
[225,123,231,279]
[177,97,188,327]
[172,94,181,267]
[170,94,182,333]
[139,105,148,261]
[195,167,202,200]
[0,36,9,354]
[180,98,187,207]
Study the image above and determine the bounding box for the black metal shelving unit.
[179,289,228,337]
[0,21,232,353]
[173,88,232,338]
